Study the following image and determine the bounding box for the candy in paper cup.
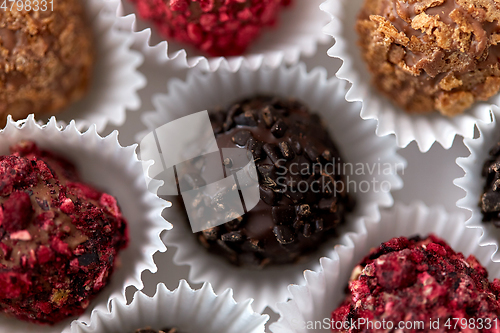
[320,0,495,152]
[138,63,405,313]
[270,202,499,333]
[111,0,330,72]
[52,0,145,132]
[70,280,268,333]
[0,115,168,333]
[455,108,500,254]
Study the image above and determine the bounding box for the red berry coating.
[131,0,292,56]
[2,191,33,232]
[331,235,500,333]
[0,141,128,325]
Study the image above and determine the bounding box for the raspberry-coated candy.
[331,235,500,333]
[131,0,291,56]
[0,141,128,325]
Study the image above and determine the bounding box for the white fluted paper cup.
[0,115,169,333]
[70,280,268,333]
[52,0,145,132]
[111,0,329,72]
[139,62,405,313]
[270,202,498,333]
[320,0,495,153]
[455,107,500,255]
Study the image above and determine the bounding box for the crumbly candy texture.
[0,141,128,325]
[331,235,500,333]
[480,141,500,226]
[0,0,94,125]
[177,96,355,269]
[356,0,500,116]
[130,0,291,56]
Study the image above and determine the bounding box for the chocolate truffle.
[331,235,500,332]
[356,0,500,116]
[0,141,128,325]
[0,0,94,125]
[480,141,500,226]
[177,96,354,269]
[131,0,291,56]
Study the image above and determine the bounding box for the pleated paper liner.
[456,108,500,259]
[271,202,498,332]
[139,63,405,313]
[48,0,146,132]
[0,116,168,333]
[111,0,330,72]
[70,280,268,333]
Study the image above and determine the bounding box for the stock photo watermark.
[139,111,404,233]
[1,0,53,11]
[273,158,400,195]
[291,317,499,331]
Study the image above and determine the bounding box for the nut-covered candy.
[0,0,94,125]
[356,0,500,116]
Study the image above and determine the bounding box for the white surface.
[100,42,470,331]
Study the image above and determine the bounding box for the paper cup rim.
[137,62,405,313]
[320,0,496,153]
[0,115,169,333]
[112,0,330,72]
[455,106,500,258]
[270,202,500,333]
[69,280,269,333]
[49,0,146,133]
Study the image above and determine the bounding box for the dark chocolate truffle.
[130,0,291,56]
[356,0,500,116]
[0,0,94,124]
[177,96,354,269]
[331,235,500,332]
[0,141,128,325]
[480,141,500,226]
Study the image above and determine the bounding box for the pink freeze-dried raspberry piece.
[2,191,33,232]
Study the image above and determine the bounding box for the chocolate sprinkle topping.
[177,96,355,268]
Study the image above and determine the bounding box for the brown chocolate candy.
[0,0,94,125]
[356,0,500,116]
[177,96,355,269]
